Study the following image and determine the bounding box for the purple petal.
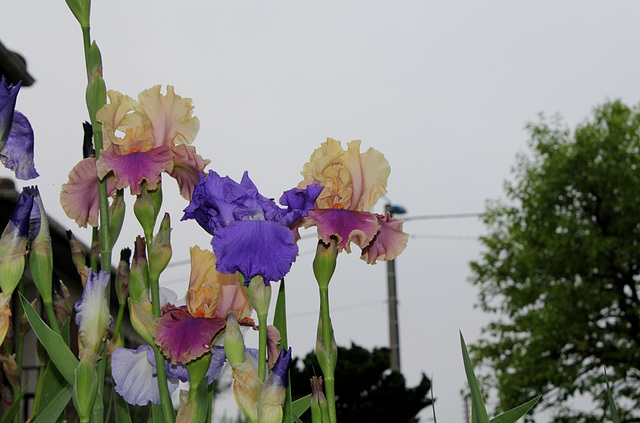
[267,348,291,389]
[277,184,323,227]
[112,345,179,406]
[7,187,35,238]
[0,77,19,144]
[360,213,409,264]
[308,208,380,253]
[96,146,173,195]
[206,345,227,383]
[155,304,226,363]
[211,220,298,283]
[0,111,37,180]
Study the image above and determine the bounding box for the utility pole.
[385,203,406,372]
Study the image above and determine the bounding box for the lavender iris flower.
[182,170,322,284]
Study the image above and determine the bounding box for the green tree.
[470,100,640,422]
[290,343,433,423]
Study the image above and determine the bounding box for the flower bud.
[128,294,156,346]
[67,230,89,285]
[134,187,156,241]
[246,275,271,318]
[310,376,329,423]
[312,238,338,290]
[108,190,125,251]
[0,293,12,350]
[73,354,99,423]
[115,248,131,306]
[224,312,245,367]
[148,213,171,282]
[258,348,291,423]
[52,276,73,326]
[29,188,53,305]
[74,269,112,354]
[315,317,337,379]
[129,236,148,302]
[0,188,33,294]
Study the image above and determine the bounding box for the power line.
[403,212,481,222]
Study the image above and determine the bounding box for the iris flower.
[154,246,252,363]
[0,76,38,180]
[182,171,323,283]
[297,138,408,263]
[60,85,208,227]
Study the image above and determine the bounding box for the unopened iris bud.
[310,376,329,423]
[115,248,131,306]
[29,188,53,305]
[148,213,171,282]
[108,190,125,251]
[73,353,99,423]
[246,275,271,318]
[258,348,291,423]
[64,0,90,28]
[133,187,156,241]
[313,238,338,290]
[224,312,245,367]
[128,294,156,346]
[67,230,89,285]
[52,276,73,326]
[2,353,19,388]
[74,269,112,354]
[0,188,33,294]
[129,236,148,302]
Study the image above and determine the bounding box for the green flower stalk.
[313,238,338,423]
[176,353,212,423]
[246,275,271,381]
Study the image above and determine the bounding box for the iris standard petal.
[74,269,112,353]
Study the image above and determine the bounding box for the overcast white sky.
[5,1,640,421]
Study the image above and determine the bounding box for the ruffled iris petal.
[170,144,210,200]
[277,184,324,227]
[96,146,173,195]
[112,345,179,406]
[155,304,226,363]
[211,220,298,283]
[61,158,117,228]
[0,77,19,143]
[307,208,380,253]
[360,213,409,264]
[0,111,38,180]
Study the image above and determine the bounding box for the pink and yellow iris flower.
[61,85,209,227]
[297,138,408,263]
[154,246,252,363]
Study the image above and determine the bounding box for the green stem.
[43,299,61,336]
[318,286,337,423]
[152,344,175,422]
[14,282,25,423]
[112,303,126,342]
[257,311,268,381]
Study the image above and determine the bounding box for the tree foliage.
[470,100,640,422]
[290,342,433,423]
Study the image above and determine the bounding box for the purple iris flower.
[182,171,322,284]
[0,76,37,180]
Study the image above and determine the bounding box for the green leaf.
[460,332,490,423]
[605,377,620,423]
[32,385,73,423]
[292,394,312,420]
[149,404,165,423]
[19,294,78,385]
[490,395,541,423]
[274,279,292,423]
[0,389,26,423]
